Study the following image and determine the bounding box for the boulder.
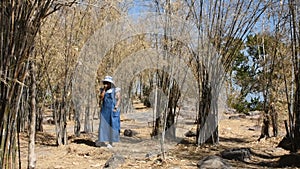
[220,148,251,161]
[104,154,125,169]
[197,155,231,169]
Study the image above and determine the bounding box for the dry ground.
[19,104,298,169]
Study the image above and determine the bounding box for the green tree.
[230,34,266,113]
[231,32,290,138]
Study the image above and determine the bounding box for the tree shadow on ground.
[172,137,300,168]
[219,137,251,143]
[276,154,300,167]
[174,138,213,162]
[72,139,96,147]
[246,153,300,168]
[185,121,197,125]
[224,148,300,168]
[36,132,57,146]
[177,138,196,145]
[249,149,281,159]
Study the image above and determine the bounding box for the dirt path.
[19,107,294,169]
[94,108,195,159]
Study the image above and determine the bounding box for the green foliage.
[229,94,264,114]
[248,97,264,111]
[229,34,272,113]
[231,100,250,114]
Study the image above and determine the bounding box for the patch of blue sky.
[245,92,264,102]
[127,0,155,15]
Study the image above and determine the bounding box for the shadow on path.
[72,139,96,147]
[219,137,251,144]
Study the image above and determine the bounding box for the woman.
[96,76,121,148]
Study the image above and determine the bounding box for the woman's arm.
[99,88,106,100]
[114,89,121,111]
[115,91,121,108]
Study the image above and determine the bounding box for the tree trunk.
[28,61,37,169]
[36,108,44,132]
[165,82,180,140]
[288,0,300,152]
[54,102,61,145]
[294,69,300,149]
[259,113,270,141]
[151,85,162,137]
[57,100,68,145]
[84,104,91,133]
[165,108,176,139]
[196,66,218,145]
[270,104,278,137]
[61,105,68,145]
[74,102,81,137]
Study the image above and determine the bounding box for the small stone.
[228,116,240,120]
[185,130,196,137]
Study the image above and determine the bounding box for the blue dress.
[98,88,120,142]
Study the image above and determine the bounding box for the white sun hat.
[102,75,115,86]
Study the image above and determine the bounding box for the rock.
[228,114,246,119]
[245,110,261,116]
[154,158,163,164]
[104,154,125,169]
[220,148,251,161]
[228,116,240,120]
[223,108,237,114]
[185,130,196,137]
[124,129,133,137]
[145,152,155,158]
[248,115,261,120]
[248,125,260,131]
[123,129,138,137]
[238,114,246,118]
[197,155,231,169]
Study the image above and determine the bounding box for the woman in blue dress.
[96,76,121,148]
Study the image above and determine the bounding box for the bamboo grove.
[1,0,300,168]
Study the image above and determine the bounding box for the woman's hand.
[99,87,106,100]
